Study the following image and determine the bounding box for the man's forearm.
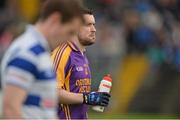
[58,89,84,104]
[3,85,27,119]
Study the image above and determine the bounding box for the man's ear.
[48,12,62,25]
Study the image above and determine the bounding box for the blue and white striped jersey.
[1,25,57,119]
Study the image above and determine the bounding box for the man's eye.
[85,23,91,26]
[69,31,76,35]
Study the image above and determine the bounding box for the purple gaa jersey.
[51,41,91,119]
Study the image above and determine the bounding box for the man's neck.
[34,22,53,49]
[72,36,86,53]
[35,22,48,39]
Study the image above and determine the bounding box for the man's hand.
[83,92,111,106]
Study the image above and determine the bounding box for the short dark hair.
[82,8,93,15]
[39,0,83,23]
[81,8,93,23]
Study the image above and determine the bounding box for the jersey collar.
[67,41,79,52]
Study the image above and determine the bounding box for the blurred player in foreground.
[1,0,83,119]
[52,8,111,119]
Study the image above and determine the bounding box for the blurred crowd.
[85,0,180,115]
[1,0,180,117]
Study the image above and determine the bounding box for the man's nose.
[91,25,96,32]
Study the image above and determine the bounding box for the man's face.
[51,17,82,49]
[78,14,96,46]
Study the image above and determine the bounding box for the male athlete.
[1,0,83,119]
[52,8,111,119]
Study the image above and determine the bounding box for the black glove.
[83,92,111,106]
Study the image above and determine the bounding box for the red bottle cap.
[103,74,112,82]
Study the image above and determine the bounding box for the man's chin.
[81,41,95,46]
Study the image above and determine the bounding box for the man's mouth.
[90,34,95,37]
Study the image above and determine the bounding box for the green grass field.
[88,110,180,119]
[0,113,179,119]
[0,109,180,119]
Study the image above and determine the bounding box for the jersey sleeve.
[4,50,38,90]
[51,44,72,89]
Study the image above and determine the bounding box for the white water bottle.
[92,74,112,112]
